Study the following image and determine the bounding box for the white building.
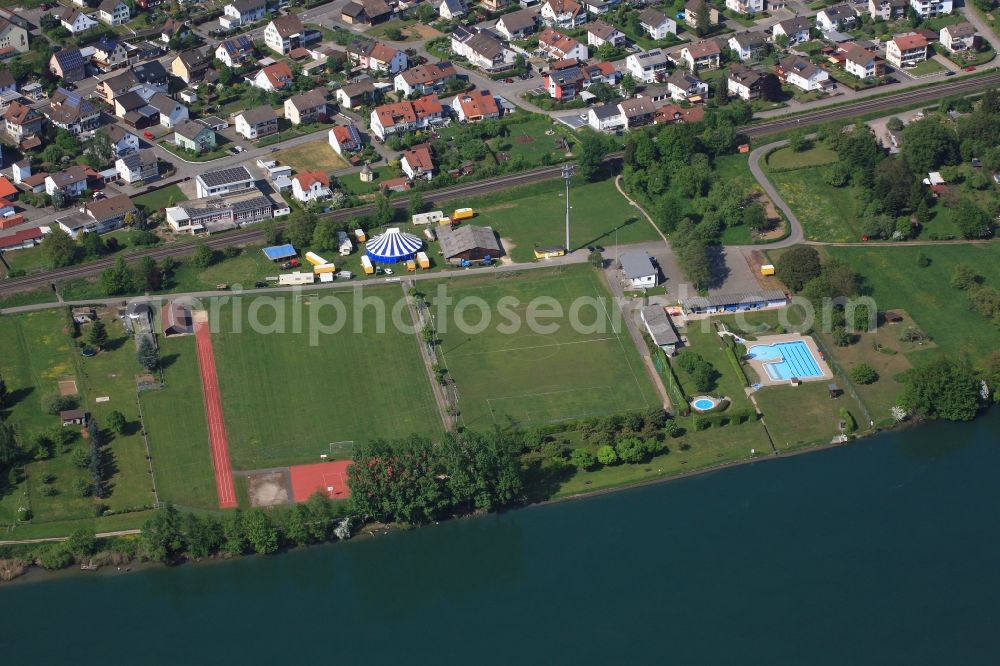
[620,251,657,288]
[219,0,266,30]
[291,172,331,202]
[637,8,676,40]
[908,0,951,17]
[940,22,976,52]
[587,104,625,132]
[886,33,929,68]
[626,49,669,83]
[540,0,586,28]
[195,165,255,198]
[97,0,129,26]
[725,0,764,14]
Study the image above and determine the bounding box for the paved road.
[746,139,804,248]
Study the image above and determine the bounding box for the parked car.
[143,130,154,140]
[965,66,976,72]
[336,271,353,279]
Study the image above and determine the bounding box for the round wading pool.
[690,396,718,412]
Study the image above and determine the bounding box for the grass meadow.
[209,286,441,469]
[430,265,660,429]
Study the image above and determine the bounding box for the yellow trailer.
[406,259,416,272]
[437,216,452,226]
[305,251,328,266]
[361,255,374,275]
[313,263,337,275]
[534,246,566,259]
[354,228,366,242]
[416,251,430,269]
[760,264,776,276]
[452,207,474,221]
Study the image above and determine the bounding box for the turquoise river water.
[3,411,999,665]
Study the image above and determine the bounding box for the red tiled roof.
[261,61,294,89]
[295,171,330,188]
[892,33,929,50]
[0,177,17,199]
[455,90,499,119]
[0,227,44,250]
[402,143,434,171]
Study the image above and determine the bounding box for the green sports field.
[430,265,660,429]
[209,286,442,469]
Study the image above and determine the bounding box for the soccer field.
[430,266,660,429]
[209,286,442,469]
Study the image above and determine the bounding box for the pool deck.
[743,333,834,387]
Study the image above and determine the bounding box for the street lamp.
[562,163,574,252]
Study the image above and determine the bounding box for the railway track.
[2,73,998,297]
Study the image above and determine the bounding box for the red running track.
[194,320,237,509]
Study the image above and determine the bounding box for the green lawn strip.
[753,381,847,450]
[766,144,839,170]
[449,176,660,262]
[140,335,219,510]
[431,265,659,430]
[158,139,232,163]
[0,287,59,309]
[0,511,154,541]
[210,287,441,469]
[340,165,397,196]
[824,244,1000,364]
[133,184,188,213]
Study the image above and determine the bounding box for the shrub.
[850,363,879,385]
[596,445,618,466]
[569,448,597,470]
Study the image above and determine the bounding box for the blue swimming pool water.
[748,341,823,381]
[692,398,715,410]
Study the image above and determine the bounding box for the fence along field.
[431,266,660,429]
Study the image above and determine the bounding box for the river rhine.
[3,411,998,664]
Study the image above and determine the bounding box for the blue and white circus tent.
[365,227,422,264]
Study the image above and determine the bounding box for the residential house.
[328,123,362,156]
[44,87,100,135]
[665,70,708,101]
[0,70,21,94]
[171,48,212,84]
[0,16,28,53]
[98,68,138,103]
[173,120,217,154]
[587,21,626,49]
[133,61,169,91]
[264,15,306,55]
[816,4,858,33]
[886,32,929,67]
[726,0,764,14]
[581,0,620,14]
[843,44,882,79]
[336,80,376,109]
[45,165,88,198]
[620,251,657,288]
[638,8,676,40]
[681,40,721,71]
[97,0,129,26]
[538,28,588,61]
[220,0,266,30]
[773,17,811,45]
[160,18,187,44]
[234,105,278,140]
[400,143,434,181]
[451,27,514,71]
[684,0,719,28]
[90,35,137,72]
[113,91,147,120]
[778,55,832,91]
[0,226,44,252]
[283,89,327,125]
[3,101,43,144]
[626,49,669,83]
[940,22,976,52]
[49,48,88,82]
[61,8,98,34]
[56,195,137,237]
[251,61,294,92]
[215,35,257,68]
[728,32,767,63]
[149,93,188,128]
[587,103,625,132]
[369,94,444,140]
[543,63,588,99]
[868,0,906,21]
[437,0,468,20]
[100,124,140,156]
[617,97,656,127]
[115,149,158,184]
[291,171,332,202]
[727,62,762,100]
[540,0,586,28]
[394,61,457,95]
[495,9,537,40]
[195,166,255,198]
[452,90,500,122]
[909,0,951,17]
[340,0,392,25]
[346,40,408,74]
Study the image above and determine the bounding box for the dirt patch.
[515,134,534,144]
[58,379,78,396]
[499,237,517,265]
[406,23,441,39]
[247,471,291,507]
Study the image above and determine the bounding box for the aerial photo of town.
[0,0,998,659]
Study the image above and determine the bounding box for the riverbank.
[0,411,938,585]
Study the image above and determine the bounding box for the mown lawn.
[825,243,1000,364]
[210,287,441,468]
[134,184,188,213]
[274,138,348,173]
[450,176,661,262]
[431,265,660,430]
[754,381,852,450]
[766,144,839,170]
